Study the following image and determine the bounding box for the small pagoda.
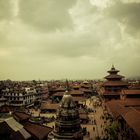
[48,91,83,140]
[102,65,128,100]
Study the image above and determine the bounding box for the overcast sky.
[0,0,140,80]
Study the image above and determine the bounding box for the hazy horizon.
[0,0,140,80]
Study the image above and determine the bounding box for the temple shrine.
[102,65,128,100]
[48,91,83,140]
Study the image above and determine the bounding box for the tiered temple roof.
[103,65,128,87]
[101,65,128,100]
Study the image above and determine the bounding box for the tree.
[104,121,120,140]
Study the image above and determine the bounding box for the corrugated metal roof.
[5,117,23,131]
[19,128,31,139]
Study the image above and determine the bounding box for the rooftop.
[123,89,140,95]
[24,122,52,140]
[103,81,128,86]
[105,100,140,138]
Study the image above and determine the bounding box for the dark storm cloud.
[0,0,13,45]
[43,39,99,58]
[0,0,140,80]
[0,0,12,20]
[105,1,140,35]
[18,0,77,31]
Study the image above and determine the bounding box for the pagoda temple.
[102,65,128,100]
[48,91,83,140]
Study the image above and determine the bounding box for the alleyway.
[83,97,105,140]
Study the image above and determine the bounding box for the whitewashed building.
[2,87,37,107]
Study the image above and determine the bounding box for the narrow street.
[83,97,105,140]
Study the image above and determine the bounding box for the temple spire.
[112,64,115,69]
[65,79,71,91]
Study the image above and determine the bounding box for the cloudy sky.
[0,0,140,80]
